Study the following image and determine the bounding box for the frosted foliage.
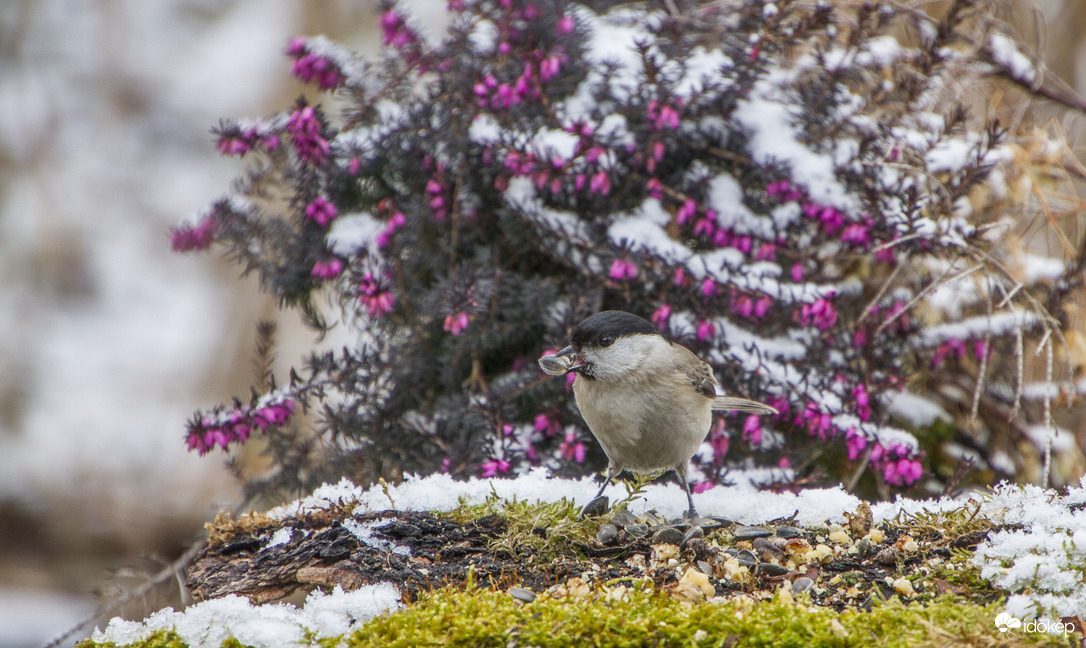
[179,0,1082,513]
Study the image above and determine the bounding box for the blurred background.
[0,1,1082,646]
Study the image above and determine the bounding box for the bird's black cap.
[570,310,659,347]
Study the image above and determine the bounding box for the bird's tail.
[712,396,778,414]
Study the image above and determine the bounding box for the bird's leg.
[593,464,617,500]
[581,463,618,518]
[673,465,698,519]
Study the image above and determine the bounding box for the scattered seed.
[596,523,619,545]
[508,587,537,602]
[775,525,803,539]
[733,525,772,540]
[652,526,684,546]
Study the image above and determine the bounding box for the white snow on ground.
[269,467,861,527]
[94,473,1086,645]
[92,585,402,648]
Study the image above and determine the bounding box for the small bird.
[541,310,777,517]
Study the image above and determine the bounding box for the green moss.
[347,586,1073,648]
[440,493,598,563]
[74,590,1078,648]
[77,630,188,648]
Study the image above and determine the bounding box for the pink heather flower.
[652,140,666,162]
[556,14,575,35]
[885,300,911,332]
[609,258,638,280]
[790,263,804,282]
[767,396,789,419]
[766,180,790,197]
[589,171,611,195]
[875,246,896,264]
[692,481,715,494]
[444,311,470,335]
[733,235,752,254]
[584,146,605,163]
[286,37,306,56]
[701,277,718,297]
[646,178,664,199]
[380,10,417,49]
[290,51,346,90]
[932,338,966,368]
[215,131,255,156]
[651,303,671,330]
[348,157,361,175]
[754,295,772,319]
[655,105,680,129]
[845,428,867,461]
[693,217,715,238]
[800,297,837,331]
[754,243,777,261]
[883,458,921,486]
[304,196,337,227]
[676,199,697,225]
[377,211,407,247]
[709,420,729,459]
[480,459,511,477]
[311,258,344,279]
[840,223,870,246]
[359,273,395,317]
[766,179,801,202]
[574,174,587,191]
[502,424,514,436]
[565,371,576,388]
[900,459,923,484]
[852,328,868,348]
[974,339,989,360]
[851,383,871,422]
[253,400,296,429]
[287,106,329,166]
[733,295,753,319]
[171,216,218,252]
[800,403,833,440]
[186,400,296,456]
[674,267,687,286]
[540,55,564,80]
[742,415,762,445]
[533,413,560,436]
[560,430,586,463]
[696,320,715,342]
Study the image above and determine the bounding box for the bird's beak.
[556,345,584,373]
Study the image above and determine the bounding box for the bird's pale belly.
[573,377,712,473]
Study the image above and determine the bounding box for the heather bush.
[175,0,1085,500]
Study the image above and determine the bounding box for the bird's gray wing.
[673,344,718,399]
[674,344,780,414]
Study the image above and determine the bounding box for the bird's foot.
[682,508,700,520]
[580,495,610,519]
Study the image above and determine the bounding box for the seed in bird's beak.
[538,353,572,376]
[556,345,585,373]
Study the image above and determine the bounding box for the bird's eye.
[599,336,614,348]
